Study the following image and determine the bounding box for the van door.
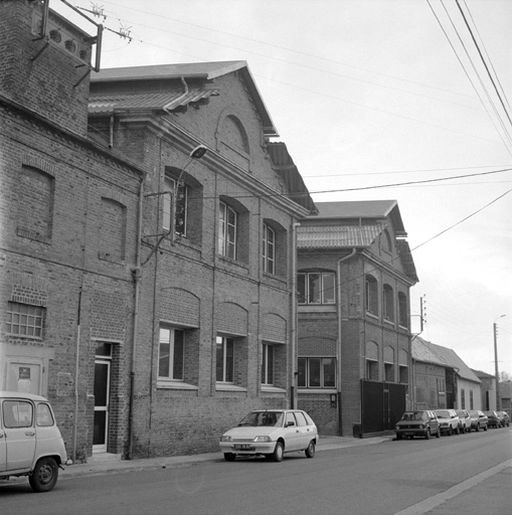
[2,399,36,471]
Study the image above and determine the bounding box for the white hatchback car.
[0,391,67,492]
[219,409,318,462]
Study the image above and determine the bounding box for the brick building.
[412,337,481,410]
[472,369,497,411]
[296,201,418,436]
[0,0,145,461]
[87,63,315,456]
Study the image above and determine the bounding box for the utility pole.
[493,314,506,411]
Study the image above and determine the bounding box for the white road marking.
[394,458,512,515]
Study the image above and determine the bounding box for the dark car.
[395,410,440,440]
[469,410,488,431]
[484,410,501,428]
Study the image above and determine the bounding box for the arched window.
[383,284,394,322]
[365,275,378,315]
[366,341,379,381]
[384,346,395,382]
[398,291,408,327]
[217,114,250,171]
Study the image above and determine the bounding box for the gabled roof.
[412,337,481,383]
[313,200,407,236]
[267,142,316,214]
[471,369,495,379]
[90,61,277,136]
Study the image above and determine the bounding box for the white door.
[93,359,110,453]
[2,399,36,471]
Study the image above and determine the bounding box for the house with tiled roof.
[296,200,418,436]
[88,59,315,457]
[412,337,481,410]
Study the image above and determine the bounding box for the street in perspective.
[1,427,511,515]
[1,1,512,514]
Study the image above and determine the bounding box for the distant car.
[435,409,460,435]
[455,409,471,433]
[395,410,440,440]
[468,410,488,431]
[0,391,67,492]
[484,410,501,428]
[496,411,510,427]
[219,409,318,462]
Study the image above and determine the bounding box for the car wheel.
[305,440,315,458]
[273,441,284,462]
[425,428,431,440]
[224,453,236,462]
[28,457,59,492]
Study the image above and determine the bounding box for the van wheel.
[29,457,59,492]
[273,441,284,462]
[305,440,316,458]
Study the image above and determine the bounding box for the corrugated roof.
[412,337,481,383]
[88,89,219,114]
[91,61,248,83]
[297,224,383,249]
[90,61,277,136]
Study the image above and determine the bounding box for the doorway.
[93,343,112,453]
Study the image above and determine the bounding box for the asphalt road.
[1,429,510,515]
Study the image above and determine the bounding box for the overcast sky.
[57,0,512,376]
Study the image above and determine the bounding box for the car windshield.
[237,411,284,427]
[436,410,451,418]
[401,412,426,421]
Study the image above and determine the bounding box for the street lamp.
[494,314,506,411]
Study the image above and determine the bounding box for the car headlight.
[220,435,232,442]
[253,435,272,442]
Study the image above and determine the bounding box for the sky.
[55,0,512,377]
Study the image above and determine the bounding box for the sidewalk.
[61,435,392,479]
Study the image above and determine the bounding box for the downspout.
[163,77,189,114]
[290,222,300,409]
[127,177,144,459]
[336,248,357,436]
[72,285,82,463]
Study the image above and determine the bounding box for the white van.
[0,391,67,492]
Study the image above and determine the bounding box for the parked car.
[468,410,488,431]
[219,409,318,462]
[395,410,440,440]
[0,391,67,492]
[434,409,460,435]
[455,409,471,433]
[496,411,510,427]
[484,410,501,428]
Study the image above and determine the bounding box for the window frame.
[6,302,45,340]
[162,176,188,237]
[261,343,274,385]
[216,336,234,383]
[366,359,379,381]
[218,201,238,259]
[297,272,336,305]
[398,291,408,328]
[297,357,336,388]
[158,326,185,381]
[383,283,395,322]
[262,223,276,275]
[365,275,379,315]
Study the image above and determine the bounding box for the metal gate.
[361,380,407,434]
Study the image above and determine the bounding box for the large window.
[162,177,188,236]
[158,326,184,381]
[261,343,274,385]
[216,336,234,383]
[366,359,379,381]
[365,275,378,315]
[297,272,335,304]
[297,357,336,388]
[262,224,275,274]
[218,201,238,259]
[399,365,409,384]
[398,291,408,327]
[6,302,45,339]
[383,284,394,322]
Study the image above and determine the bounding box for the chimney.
[0,0,100,136]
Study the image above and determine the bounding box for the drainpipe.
[72,285,82,463]
[290,222,300,409]
[336,248,357,436]
[163,77,189,114]
[127,178,144,459]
